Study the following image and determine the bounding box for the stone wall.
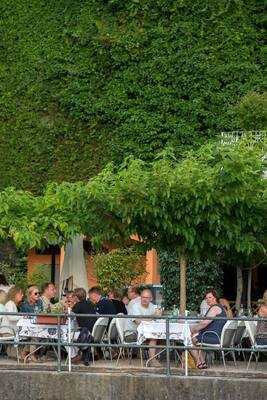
[0,371,266,400]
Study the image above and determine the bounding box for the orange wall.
[27,249,60,278]
[27,248,160,287]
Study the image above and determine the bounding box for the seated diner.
[190,289,227,369]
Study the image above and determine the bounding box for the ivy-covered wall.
[0,0,265,192]
[159,250,223,311]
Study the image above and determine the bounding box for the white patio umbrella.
[60,235,88,296]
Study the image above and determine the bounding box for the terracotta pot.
[36,315,66,325]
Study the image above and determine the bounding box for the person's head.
[219,298,230,310]
[0,289,6,305]
[88,286,102,304]
[108,290,120,300]
[0,274,8,286]
[41,282,56,300]
[262,290,267,306]
[63,291,78,310]
[73,288,87,303]
[6,286,24,305]
[122,295,129,306]
[140,288,153,308]
[205,290,219,307]
[27,285,40,304]
[127,286,140,300]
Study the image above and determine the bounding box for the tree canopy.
[0,0,265,192]
[0,137,265,310]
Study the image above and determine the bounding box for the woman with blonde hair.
[0,286,24,334]
[0,286,24,359]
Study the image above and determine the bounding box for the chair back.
[221,320,238,347]
[91,317,109,342]
[107,318,118,344]
[115,316,127,343]
[233,321,246,346]
[244,320,256,346]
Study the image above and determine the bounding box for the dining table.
[137,318,192,367]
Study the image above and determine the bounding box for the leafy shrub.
[0,261,28,291]
[93,247,146,292]
[0,1,264,192]
[159,250,223,311]
[28,263,52,290]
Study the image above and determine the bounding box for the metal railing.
[0,311,266,375]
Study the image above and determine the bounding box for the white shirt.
[127,296,141,314]
[0,300,20,335]
[125,301,157,332]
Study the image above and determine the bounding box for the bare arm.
[191,306,221,334]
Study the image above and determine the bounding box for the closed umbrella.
[60,235,88,295]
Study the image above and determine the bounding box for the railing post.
[68,308,71,372]
[184,310,189,377]
[166,316,171,376]
[57,315,61,372]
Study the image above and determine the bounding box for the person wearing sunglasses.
[20,285,43,314]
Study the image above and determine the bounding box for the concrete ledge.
[0,370,266,400]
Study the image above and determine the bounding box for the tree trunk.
[179,254,187,315]
[235,265,243,313]
[247,268,252,313]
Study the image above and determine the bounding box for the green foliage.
[0,136,265,310]
[236,92,267,131]
[93,248,146,291]
[0,261,28,291]
[0,1,265,192]
[28,263,51,289]
[159,250,223,311]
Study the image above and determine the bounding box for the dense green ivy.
[0,0,265,192]
[159,250,223,311]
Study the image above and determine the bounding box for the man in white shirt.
[127,286,141,314]
[125,288,160,366]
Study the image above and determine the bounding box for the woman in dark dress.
[190,290,227,369]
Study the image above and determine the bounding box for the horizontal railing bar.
[0,311,265,322]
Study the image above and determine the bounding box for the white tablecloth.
[17,318,69,341]
[137,320,191,345]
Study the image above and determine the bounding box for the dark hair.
[88,286,102,295]
[0,274,8,285]
[108,289,121,300]
[128,286,140,295]
[73,288,86,302]
[205,289,219,302]
[41,282,54,294]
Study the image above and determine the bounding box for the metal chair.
[245,320,267,370]
[115,316,143,366]
[104,317,118,360]
[233,320,246,360]
[200,320,238,368]
[0,326,20,364]
[91,317,109,364]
